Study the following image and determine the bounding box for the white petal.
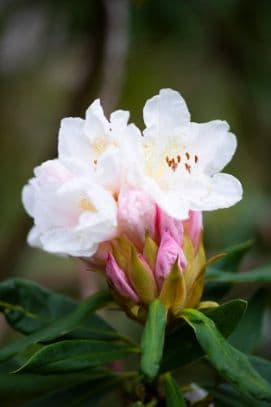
[84,110,106,142]
[40,228,98,257]
[110,110,129,128]
[22,182,35,217]
[85,98,109,133]
[188,173,243,211]
[95,147,122,193]
[154,190,190,220]
[27,226,42,248]
[58,117,90,173]
[141,175,190,220]
[143,88,190,137]
[189,121,237,175]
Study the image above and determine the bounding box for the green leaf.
[15,339,137,374]
[22,376,119,406]
[212,384,265,407]
[204,240,253,300]
[182,309,271,402]
[140,299,167,380]
[229,291,265,353]
[206,265,271,284]
[212,356,271,406]
[0,290,113,362]
[0,278,116,340]
[0,369,108,401]
[162,299,247,371]
[249,355,271,384]
[213,240,253,273]
[163,373,187,406]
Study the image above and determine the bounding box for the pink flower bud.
[105,254,139,303]
[183,211,203,251]
[155,231,187,289]
[154,205,184,246]
[118,186,155,249]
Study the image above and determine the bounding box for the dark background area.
[1,0,271,343]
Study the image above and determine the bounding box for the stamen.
[185,163,191,173]
[185,152,190,160]
[195,155,198,163]
[177,155,181,163]
[172,160,177,172]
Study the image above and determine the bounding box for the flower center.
[92,138,107,156]
[80,198,96,212]
[166,151,199,173]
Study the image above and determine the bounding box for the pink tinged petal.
[154,205,184,246]
[118,187,155,248]
[155,231,187,290]
[183,211,203,251]
[106,254,139,303]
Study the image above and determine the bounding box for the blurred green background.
[1,0,271,341]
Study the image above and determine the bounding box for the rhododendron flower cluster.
[22,89,242,315]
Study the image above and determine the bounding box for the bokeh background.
[1,0,271,344]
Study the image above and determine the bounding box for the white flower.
[22,160,117,257]
[21,90,243,259]
[58,99,142,194]
[133,88,242,219]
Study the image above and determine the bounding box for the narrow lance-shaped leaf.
[206,265,271,284]
[162,299,247,371]
[182,308,271,403]
[0,290,112,362]
[0,278,117,340]
[213,357,271,407]
[204,240,253,300]
[14,339,137,374]
[22,376,120,407]
[249,355,271,385]
[229,290,265,353]
[0,369,108,398]
[212,240,253,273]
[163,373,187,407]
[140,299,167,380]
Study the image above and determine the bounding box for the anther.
[185,163,191,173]
[185,152,190,160]
[195,155,198,163]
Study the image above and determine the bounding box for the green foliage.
[182,309,271,402]
[204,240,253,300]
[163,373,187,406]
[140,299,167,380]
[22,376,120,407]
[206,265,271,283]
[15,339,137,374]
[229,291,266,353]
[0,278,116,340]
[0,242,271,406]
[162,299,247,371]
[0,289,113,362]
[212,240,253,273]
